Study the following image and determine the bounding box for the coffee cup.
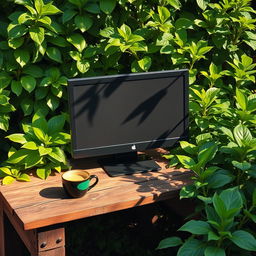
[62,170,99,198]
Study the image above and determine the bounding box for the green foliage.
[1,0,256,254]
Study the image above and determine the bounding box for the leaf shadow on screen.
[121,74,183,126]
[74,77,127,124]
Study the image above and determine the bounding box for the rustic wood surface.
[0,149,192,231]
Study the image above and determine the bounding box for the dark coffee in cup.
[62,170,99,198]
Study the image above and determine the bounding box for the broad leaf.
[37,167,51,180]
[219,187,243,211]
[21,75,36,93]
[46,47,62,63]
[179,220,211,235]
[233,124,252,147]
[2,176,15,185]
[75,15,93,32]
[176,155,196,169]
[14,48,30,67]
[29,26,44,45]
[157,237,183,249]
[230,230,256,251]
[6,133,27,144]
[177,239,205,256]
[67,33,87,52]
[204,246,225,256]
[47,115,65,134]
[100,0,116,14]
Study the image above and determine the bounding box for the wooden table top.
[0,149,192,231]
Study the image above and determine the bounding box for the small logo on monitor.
[131,144,136,150]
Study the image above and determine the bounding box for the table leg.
[0,200,5,256]
[36,226,65,256]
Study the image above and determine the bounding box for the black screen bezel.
[68,69,189,159]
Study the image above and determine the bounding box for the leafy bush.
[0,0,255,254]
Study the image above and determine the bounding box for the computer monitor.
[68,69,189,176]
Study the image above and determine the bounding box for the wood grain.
[0,150,192,231]
[38,247,65,256]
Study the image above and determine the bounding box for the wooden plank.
[38,247,65,256]
[15,172,191,230]
[3,205,38,255]
[1,167,190,213]
[0,200,5,256]
[38,227,65,252]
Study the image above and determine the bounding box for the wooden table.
[0,150,192,256]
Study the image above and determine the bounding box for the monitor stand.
[98,152,162,177]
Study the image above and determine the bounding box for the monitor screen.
[68,70,188,159]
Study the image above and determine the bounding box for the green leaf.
[74,15,93,32]
[62,9,77,23]
[17,173,31,182]
[179,220,211,235]
[6,149,29,164]
[37,167,51,180]
[197,142,217,166]
[14,48,30,67]
[175,18,193,30]
[180,141,197,155]
[8,24,27,39]
[118,24,131,41]
[11,80,22,96]
[233,124,252,147]
[77,60,90,73]
[138,56,151,71]
[67,33,86,52]
[41,3,62,15]
[204,246,225,256]
[46,47,62,63]
[176,155,196,169]
[32,127,46,142]
[21,75,36,93]
[167,0,181,10]
[46,94,59,111]
[35,0,44,15]
[38,146,52,156]
[177,239,205,256]
[48,147,66,163]
[207,170,233,189]
[100,0,116,14]
[22,141,38,150]
[21,98,33,116]
[158,6,170,23]
[213,193,226,219]
[50,132,70,144]
[2,176,15,185]
[24,151,42,168]
[8,37,24,49]
[32,111,48,132]
[236,88,248,111]
[47,115,65,134]
[180,184,197,199]
[23,65,43,78]
[157,237,183,249]
[0,167,12,177]
[196,0,208,10]
[29,26,45,45]
[230,230,256,251]
[232,161,251,171]
[219,187,243,211]
[6,133,27,144]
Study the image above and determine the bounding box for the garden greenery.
[0,0,255,255]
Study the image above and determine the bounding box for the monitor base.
[98,152,161,177]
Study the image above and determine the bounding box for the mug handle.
[88,175,99,191]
